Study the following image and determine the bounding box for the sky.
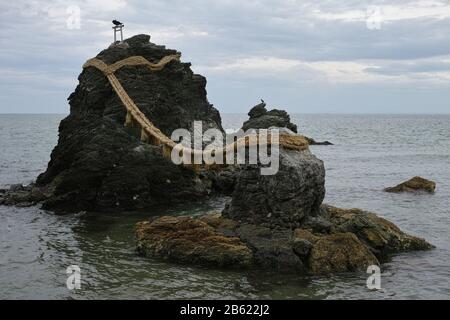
[1,0,450,114]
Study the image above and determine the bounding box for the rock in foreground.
[135,215,252,268]
[136,206,433,275]
[384,176,436,193]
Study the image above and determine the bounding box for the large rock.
[384,176,436,193]
[5,34,224,213]
[242,102,298,133]
[222,148,325,229]
[135,210,432,275]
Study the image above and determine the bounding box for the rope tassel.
[141,128,149,143]
[124,110,133,127]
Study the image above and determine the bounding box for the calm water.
[0,114,449,300]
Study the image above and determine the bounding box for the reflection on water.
[0,114,449,299]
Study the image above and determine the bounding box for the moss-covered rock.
[136,206,433,275]
[321,205,434,261]
[295,231,379,275]
[135,215,253,268]
[384,176,436,193]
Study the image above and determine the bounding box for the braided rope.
[82,54,309,171]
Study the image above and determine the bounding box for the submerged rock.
[304,137,334,146]
[0,183,49,207]
[384,176,436,193]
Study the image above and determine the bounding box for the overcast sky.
[1,0,450,114]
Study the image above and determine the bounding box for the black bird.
[261,99,265,104]
[112,20,123,26]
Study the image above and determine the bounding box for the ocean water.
[0,113,449,300]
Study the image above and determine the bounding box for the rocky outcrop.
[305,137,334,146]
[135,215,252,268]
[2,35,225,213]
[242,102,298,133]
[136,207,433,275]
[0,183,49,207]
[320,205,434,260]
[222,148,325,229]
[241,102,332,145]
[133,105,433,275]
[384,176,436,193]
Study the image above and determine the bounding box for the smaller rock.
[384,176,436,193]
[305,137,334,146]
[248,102,267,118]
[321,205,434,260]
[135,215,252,268]
[10,184,25,192]
[242,102,298,133]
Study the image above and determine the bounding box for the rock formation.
[222,148,325,229]
[241,101,333,145]
[242,102,298,133]
[135,110,433,275]
[136,205,433,275]
[0,34,434,275]
[385,176,436,193]
[1,35,224,213]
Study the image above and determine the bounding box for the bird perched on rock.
[112,20,123,26]
[261,99,265,104]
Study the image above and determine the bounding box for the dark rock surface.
[305,137,334,146]
[3,34,224,213]
[242,102,298,133]
[241,102,332,145]
[222,148,325,229]
[384,176,436,193]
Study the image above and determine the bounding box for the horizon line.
[2,112,450,116]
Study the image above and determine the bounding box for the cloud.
[199,55,450,84]
[1,0,450,113]
[313,0,450,22]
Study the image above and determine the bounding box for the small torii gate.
[112,20,124,42]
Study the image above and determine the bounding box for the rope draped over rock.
[82,54,309,171]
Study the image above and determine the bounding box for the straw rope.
[82,54,309,171]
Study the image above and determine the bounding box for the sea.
[0,113,449,299]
